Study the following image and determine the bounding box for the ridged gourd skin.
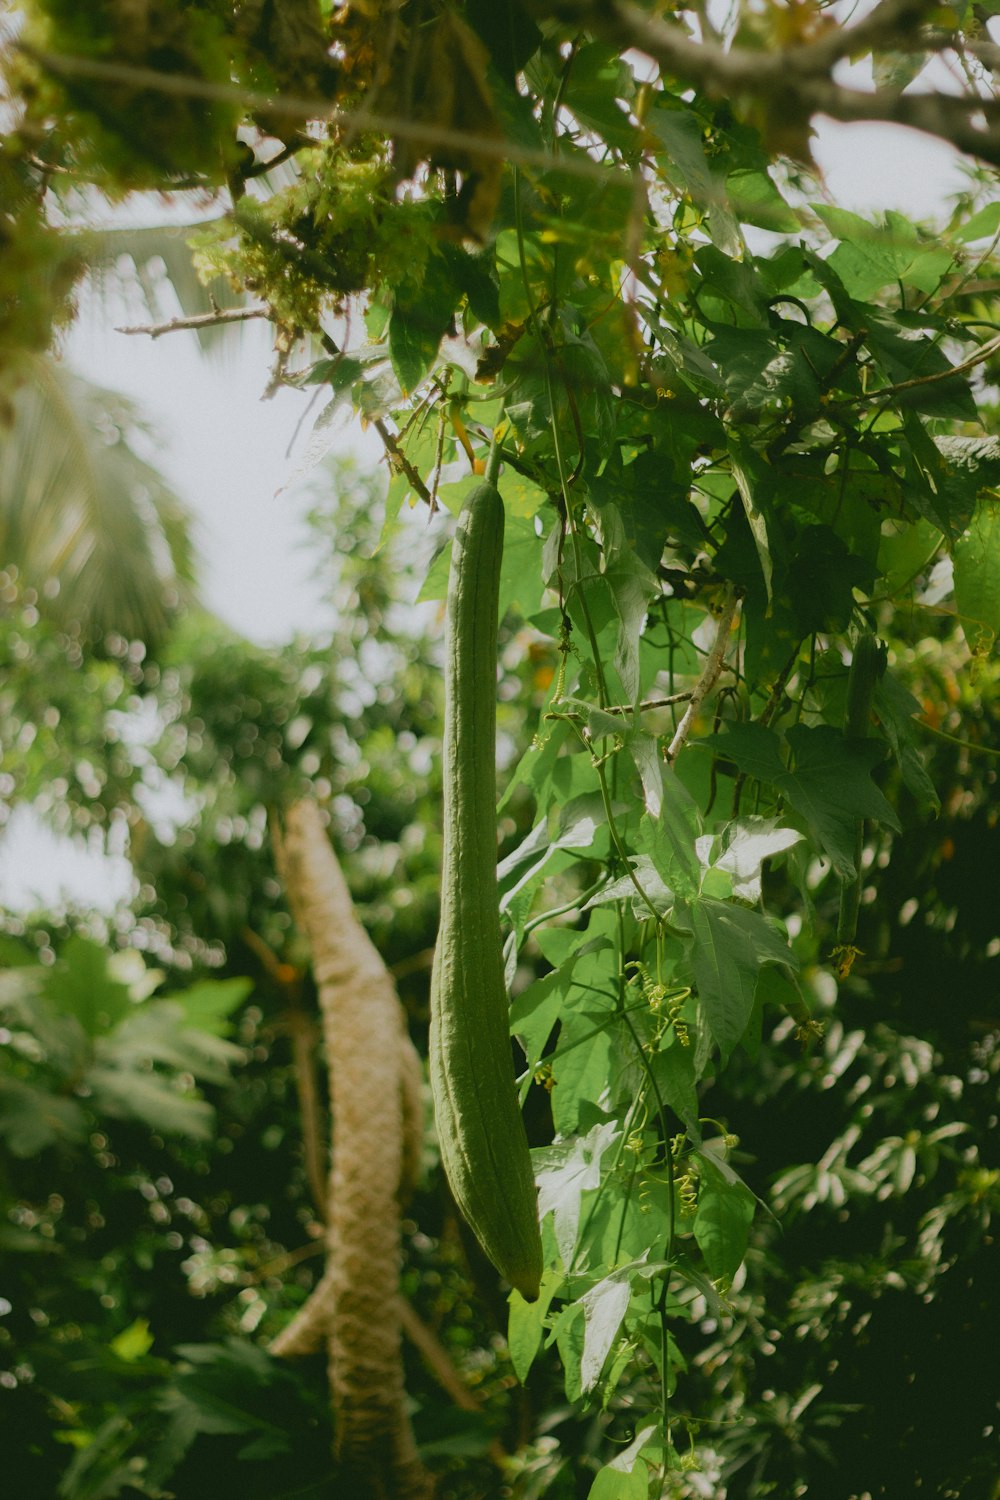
[429,481,543,1302]
[844,631,884,741]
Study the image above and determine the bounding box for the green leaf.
[507,1268,560,1383]
[555,1304,587,1404]
[415,536,452,604]
[872,48,930,92]
[650,1036,699,1131]
[877,516,942,597]
[498,710,572,814]
[676,897,793,1062]
[535,1121,620,1266]
[498,468,547,519]
[784,525,875,635]
[711,325,829,423]
[579,1272,632,1392]
[561,43,639,154]
[693,1154,756,1281]
[953,494,1000,656]
[465,0,542,83]
[865,321,976,423]
[638,770,703,898]
[589,449,709,569]
[439,241,501,328]
[389,252,460,395]
[587,1425,656,1500]
[584,856,673,918]
[932,435,1000,538]
[109,1318,154,1363]
[954,200,1000,242]
[726,168,799,233]
[101,1002,244,1085]
[0,1075,87,1155]
[510,936,610,1074]
[650,107,718,204]
[604,551,658,704]
[729,436,776,600]
[704,816,802,903]
[814,206,955,298]
[550,1008,618,1134]
[875,670,940,813]
[704,722,901,877]
[497,229,552,324]
[586,498,659,702]
[171,977,252,1037]
[783,723,901,868]
[87,1067,216,1139]
[0,356,195,645]
[500,511,546,622]
[789,455,887,567]
[41,936,132,1037]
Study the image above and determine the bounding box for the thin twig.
[18,42,613,184]
[605,692,694,716]
[374,417,434,507]
[116,306,271,338]
[247,1238,325,1284]
[553,692,694,726]
[396,1301,482,1415]
[242,137,311,179]
[916,718,1000,758]
[841,331,1000,407]
[664,586,739,764]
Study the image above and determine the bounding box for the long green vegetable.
[429,480,543,1302]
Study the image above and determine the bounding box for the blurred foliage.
[0,356,196,649]
[2,455,997,1498]
[2,1,1000,1493]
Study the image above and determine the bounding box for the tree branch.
[664,586,739,765]
[843,331,1000,408]
[374,417,435,507]
[116,306,271,338]
[540,0,1000,165]
[24,20,1000,171]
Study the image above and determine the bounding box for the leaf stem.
[915,718,1000,758]
[485,422,504,488]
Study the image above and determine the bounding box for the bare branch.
[843,331,1000,407]
[541,0,1000,165]
[605,691,694,716]
[396,1300,482,1415]
[27,19,1000,176]
[116,306,271,338]
[374,417,435,507]
[665,587,739,765]
[19,41,612,185]
[558,692,695,725]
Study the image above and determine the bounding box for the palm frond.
[0,352,198,646]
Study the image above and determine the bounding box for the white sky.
[0,117,972,914]
[65,295,374,646]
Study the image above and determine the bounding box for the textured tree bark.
[269,798,433,1500]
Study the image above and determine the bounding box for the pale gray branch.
[116,307,271,338]
[665,586,739,765]
[541,0,1000,165]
